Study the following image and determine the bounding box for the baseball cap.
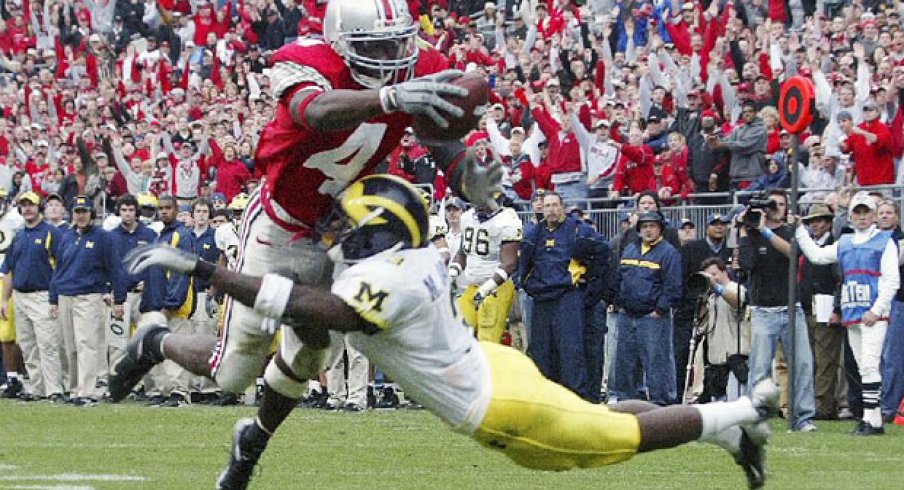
[837,110,853,122]
[491,103,505,111]
[446,197,465,210]
[594,119,611,129]
[17,191,41,205]
[849,191,877,213]
[706,213,730,225]
[45,192,63,204]
[72,195,93,211]
[511,126,526,135]
[178,204,192,213]
[211,192,227,203]
[679,218,695,229]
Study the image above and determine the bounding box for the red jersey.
[254,39,440,232]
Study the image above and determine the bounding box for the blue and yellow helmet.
[338,174,429,260]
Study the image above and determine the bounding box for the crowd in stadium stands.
[0,0,903,433]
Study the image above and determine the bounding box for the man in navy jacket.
[517,191,613,401]
[50,196,126,405]
[0,192,64,402]
[613,212,682,406]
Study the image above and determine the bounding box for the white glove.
[124,244,198,275]
[205,294,219,318]
[260,318,280,335]
[380,69,467,128]
[473,279,497,308]
[460,158,504,211]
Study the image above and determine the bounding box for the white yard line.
[0,474,145,482]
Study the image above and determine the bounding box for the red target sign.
[779,75,816,134]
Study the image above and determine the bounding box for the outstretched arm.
[124,246,368,337]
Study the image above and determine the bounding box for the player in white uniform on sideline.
[124,175,779,490]
[0,188,25,397]
[450,198,522,342]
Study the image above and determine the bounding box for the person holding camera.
[737,189,817,432]
[795,193,899,435]
[698,257,752,403]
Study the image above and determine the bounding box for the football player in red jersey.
[108,0,501,488]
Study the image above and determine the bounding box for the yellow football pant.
[0,279,14,342]
[457,281,515,343]
[472,342,641,470]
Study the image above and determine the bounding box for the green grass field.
[1,400,901,489]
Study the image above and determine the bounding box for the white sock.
[703,425,743,454]
[7,371,19,380]
[865,407,883,428]
[695,398,760,440]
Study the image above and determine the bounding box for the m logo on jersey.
[354,282,389,312]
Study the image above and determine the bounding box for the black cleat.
[1,378,23,399]
[216,418,268,490]
[163,393,190,408]
[734,423,769,489]
[108,324,169,402]
[850,420,885,436]
[211,393,241,406]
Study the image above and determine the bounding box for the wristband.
[449,262,462,278]
[477,278,498,297]
[378,86,397,113]
[253,274,295,320]
[194,260,216,281]
[760,228,774,240]
[493,268,509,282]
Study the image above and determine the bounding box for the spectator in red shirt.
[611,121,656,199]
[839,104,895,186]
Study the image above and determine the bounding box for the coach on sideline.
[517,191,611,401]
[50,196,127,406]
[0,192,64,402]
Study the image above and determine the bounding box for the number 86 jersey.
[459,207,523,286]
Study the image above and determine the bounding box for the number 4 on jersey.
[303,123,388,196]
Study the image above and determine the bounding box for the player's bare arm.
[123,245,365,346]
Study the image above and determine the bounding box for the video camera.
[742,194,779,228]
[686,272,712,300]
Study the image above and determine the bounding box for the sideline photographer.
[696,258,752,403]
[737,189,817,432]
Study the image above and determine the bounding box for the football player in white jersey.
[0,188,25,397]
[449,196,522,342]
[123,175,778,490]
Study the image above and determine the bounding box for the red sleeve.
[758,52,773,81]
[211,54,223,90]
[594,59,606,95]
[86,53,98,87]
[530,106,560,139]
[890,106,904,158]
[158,61,172,95]
[178,61,190,90]
[612,155,627,192]
[578,103,591,131]
[664,21,692,56]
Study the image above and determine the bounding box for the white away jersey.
[459,207,522,285]
[215,223,240,269]
[0,209,25,257]
[428,214,447,241]
[332,246,490,433]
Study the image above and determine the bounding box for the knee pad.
[263,359,309,399]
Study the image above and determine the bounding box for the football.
[412,73,489,145]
